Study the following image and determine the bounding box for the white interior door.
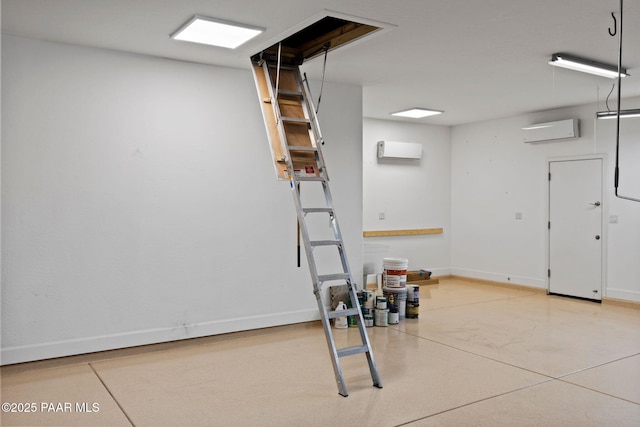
[549,159,603,300]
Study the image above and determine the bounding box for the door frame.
[546,154,608,299]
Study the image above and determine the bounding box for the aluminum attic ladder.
[250,53,382,397]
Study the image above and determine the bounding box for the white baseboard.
[1,309,319,366]
[450,268,546,289]
[605,288,640,303]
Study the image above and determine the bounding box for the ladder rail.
[301,72,326,148]
[298,73,329,180]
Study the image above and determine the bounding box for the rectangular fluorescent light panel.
[171,15,264,49]
[391,108,443,119]
[596,109,640,119]
[549,53,628,79]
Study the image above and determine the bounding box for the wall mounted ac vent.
[377,141,422,159]
[522,119,580,143]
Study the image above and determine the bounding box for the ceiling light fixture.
[391,108,443,119]
[549,53,629,79]
[171,15,264,49]
[596,109,640,119]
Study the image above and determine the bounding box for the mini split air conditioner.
[522,119,580,143]
[377,141,422,159]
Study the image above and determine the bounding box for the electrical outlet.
[378,212,385,220]
[609,215,619,224]
[515,212,523,220]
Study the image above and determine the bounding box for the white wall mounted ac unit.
[522,119,580,143]
[377,141,422,159]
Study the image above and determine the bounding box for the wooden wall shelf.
[363,228,443,237]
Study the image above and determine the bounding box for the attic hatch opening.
[251,16,380,66]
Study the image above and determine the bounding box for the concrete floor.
[2,278,639,426]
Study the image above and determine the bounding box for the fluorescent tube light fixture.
[391,108,443,119]
[171,15,264,49]
[596,109,640,119]
[549,53,629,79]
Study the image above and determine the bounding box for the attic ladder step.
[251,54,382,397]
[278,89,303,98]
[317,273,350,282]
[337,345,370,358]
[302,208,333,214]
[326,307,360,319]
[310,240,341,247]
[281,116,311,125]
[287,146,317,152]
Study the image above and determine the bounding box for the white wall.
[362,118,451,276]
[451,99,640,300]
[1,35,363,364]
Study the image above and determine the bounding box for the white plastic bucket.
[383,257,408,287]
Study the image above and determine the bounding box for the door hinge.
[548,172,551,181]
[548,221,551,229]
[547,269,551,278]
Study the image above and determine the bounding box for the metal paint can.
[374,309,389,326]
[363,290,376,309]
[388,311,399,324]
[406,284,420,303]
[376,296,387,310]
[406,301,420,319]
[364,314,374,327]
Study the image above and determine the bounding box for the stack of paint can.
[356,290,376,327]
[387,293,399,324]
[406,284,420,319]
[374,295,388,327]
[383,286,407,319]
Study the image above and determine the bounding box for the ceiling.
[3,0,639,126]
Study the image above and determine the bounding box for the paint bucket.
[374,309,389,327]
[406,301,419,319]
[376,296,387,310]
[383,257,408,287]
[406,285,420,303]
[384,286,408,319]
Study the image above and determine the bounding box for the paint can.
[376,296,387,310]
[383,257,408,287]
[388,311,399,324]
[374,309,389,326]
[364,312,374,327]
[406,301,420,319]
[406,284,420,303]
[384,286,408,319]
[348,314,358,327]
[363,290,376,309]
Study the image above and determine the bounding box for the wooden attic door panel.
[270,69,319,176]
[285,122,319,176]
[270,69,299,92]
